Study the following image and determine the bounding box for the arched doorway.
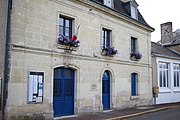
[102,70,111,110]
[53,67,74,117]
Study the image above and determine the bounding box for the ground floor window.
[174,64,180,87]
[158,62,169,88]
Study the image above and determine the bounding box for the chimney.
[161,22,173,44]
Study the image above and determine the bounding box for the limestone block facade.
[5,0,154,119]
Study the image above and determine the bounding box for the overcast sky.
[136,0,180,42]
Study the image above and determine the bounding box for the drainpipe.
[2,0,12,120]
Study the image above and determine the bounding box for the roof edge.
[75,0,154,32]
[152,54,180,60]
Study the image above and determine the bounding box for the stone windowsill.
[130,96,140,100]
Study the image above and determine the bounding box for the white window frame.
[131,5,138,20]
[102,28,112,49]
[157,57,180,93]
[158,62,170,88]
[104,0,113,8]
[173,63,180,88]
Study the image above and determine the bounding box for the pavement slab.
[58,102,180,120]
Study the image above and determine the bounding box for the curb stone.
[107,105,180,120]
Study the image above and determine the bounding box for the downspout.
[2,0,12,120]
[147,31,153,105]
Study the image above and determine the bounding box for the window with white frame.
[159,62,169,88]
[173,64,180,87]
[104,0,113,8]
[131,5,138,20]
[28,72,44,103]
[102,28,111,49]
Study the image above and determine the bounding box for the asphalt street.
[127,107,180,120]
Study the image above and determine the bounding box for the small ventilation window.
[104,0,113,8]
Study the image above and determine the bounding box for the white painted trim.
[156,57,180,104]
[156,57,180,63]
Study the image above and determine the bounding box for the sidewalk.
[60,102,180,120]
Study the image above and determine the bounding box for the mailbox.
[153,86,159,97]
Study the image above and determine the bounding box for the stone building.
[1,0,154,119]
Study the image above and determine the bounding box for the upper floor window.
[131,73,138,96]
[59,15,72,38]
[131,37,137,52]
[101,28,117,56]
[174,64,180,87]
[104,0,113,8]
[130,37,142,60]
[131,5,138,20]
[102,28,111,49]
[57,15,80,48]
[159,62,169,88]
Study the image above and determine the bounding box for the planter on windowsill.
[130,52,142,61]
[57,34,80,47]
[101,47,118,56]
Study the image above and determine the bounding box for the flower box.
[57,34,80,47]
[101,47,118,56]
[130,52,142,60]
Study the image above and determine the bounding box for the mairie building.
[0,0,154,119]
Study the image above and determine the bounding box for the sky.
[135,0,180,42]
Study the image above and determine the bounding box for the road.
[128,107,180,120]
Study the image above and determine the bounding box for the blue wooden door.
[53,67,74,117]
[102,71,110,110]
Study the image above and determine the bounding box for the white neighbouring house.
[152,22,180,104]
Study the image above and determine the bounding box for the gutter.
[2,0,12,120]
[152,54,180,60]
[167,49,180,55]
[164,43,180,47]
